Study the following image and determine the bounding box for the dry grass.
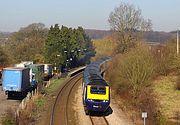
[1,109,16,125]
[153,75,180,123]
[105,44,158,124]
[92,36,117,60]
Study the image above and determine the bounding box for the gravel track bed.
[73,85,133,125]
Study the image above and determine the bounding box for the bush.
[176,73,180,90]
[138,87,158,125]
[151,40,180,76]
[16,109,36,125]
[151,46,170,76]
[106,43,160,124]
[117,44,154,97]
[154,111,168,125]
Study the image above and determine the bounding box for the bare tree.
[108,2,152,53]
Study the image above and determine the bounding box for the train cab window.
[90,86,106,95]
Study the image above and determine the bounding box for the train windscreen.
[90,86,106,95]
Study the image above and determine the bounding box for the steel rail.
[65,75,82,125]
[50,73,82,125]
[102,116,109,125]
[89,116,109,125]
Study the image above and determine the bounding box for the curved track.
[50,73,82,125]
[89,116,109,125]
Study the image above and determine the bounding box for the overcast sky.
[0,0,180,32]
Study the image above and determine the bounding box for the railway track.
[50,73,82,125]
[89,116,109,125]
[49,71,110,125]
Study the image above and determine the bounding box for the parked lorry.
[0,70,2,85]
[43,64,53,81]
[0,70,2,79]
[25,64,44,87]
[2,67,31,98]
[15,61,33,68]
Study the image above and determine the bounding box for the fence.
[15,80,51,117]
[15,88,38,117]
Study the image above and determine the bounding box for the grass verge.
[153,75,180,124]
[34,78,65,109]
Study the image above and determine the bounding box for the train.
[82,57,111,114]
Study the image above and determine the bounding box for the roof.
[3,67,30,71]
[83,57,111,86]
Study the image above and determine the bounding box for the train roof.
[88,79,108,86]
[83,72,108,86]
[83,57,111,86]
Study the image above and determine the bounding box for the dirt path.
[0,86,21,124]
[73,85,133,125]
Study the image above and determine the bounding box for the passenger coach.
[82,59,110,114]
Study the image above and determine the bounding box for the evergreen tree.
[44,24,94,69]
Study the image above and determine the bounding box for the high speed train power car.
[82,58,110,114]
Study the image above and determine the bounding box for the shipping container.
[2,67,31,97]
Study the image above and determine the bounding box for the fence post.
[37,87,38,95]
[35,88,37,95]
[21,99,25,109]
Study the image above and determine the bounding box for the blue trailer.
[2,67,31,98]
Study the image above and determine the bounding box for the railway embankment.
[1,66,133,125]
[0,78,65,125]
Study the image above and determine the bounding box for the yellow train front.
[83,76,110,114]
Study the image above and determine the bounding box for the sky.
[0,0,180,32]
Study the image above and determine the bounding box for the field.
[153,74,180,123]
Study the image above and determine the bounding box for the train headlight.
[103,100,108,102]
[88,99,93,102]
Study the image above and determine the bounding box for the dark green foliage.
[44,24,94,68]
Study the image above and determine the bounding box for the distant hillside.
[0,32,11,44]
[0,30,175,44]
[143,31,174,43]
[85,29,112,39]
[85,29,175,43]
[0,32,11,38]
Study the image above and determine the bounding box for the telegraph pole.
[177,29,179,56]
